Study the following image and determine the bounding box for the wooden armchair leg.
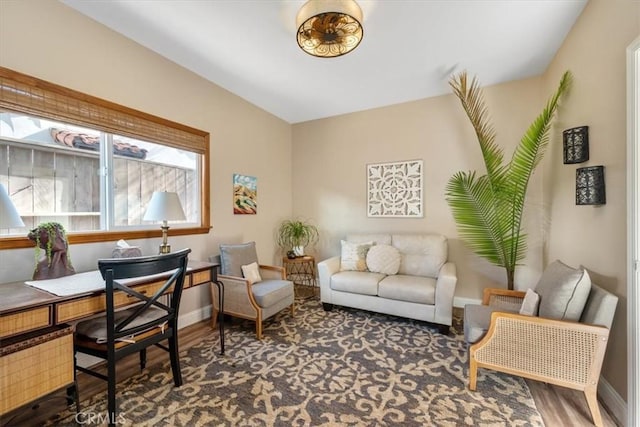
[290,303,295,317]
[469,354,478,391]
[584,388,603,427]
[256,319,263,340]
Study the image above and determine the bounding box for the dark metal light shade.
[296,0,363,58]
[576,166,606,205]
[563,126,589,164]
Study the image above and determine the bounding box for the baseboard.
[599,376,627,426]
[453,296,482,308]
[178,304,212,329]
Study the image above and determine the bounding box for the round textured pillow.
[366,244,401,275]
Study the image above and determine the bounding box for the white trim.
[453,296,482,308]
[599,376,628,426]
[627,35,640,427]
[178,304,212,330]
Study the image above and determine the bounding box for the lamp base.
[159,223,171,254]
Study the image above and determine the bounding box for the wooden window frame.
[0,67,210,250]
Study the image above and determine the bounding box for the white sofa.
[317,233,457,333]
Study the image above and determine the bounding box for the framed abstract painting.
[233,173,257,214]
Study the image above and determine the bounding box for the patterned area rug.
[54,299,543,426]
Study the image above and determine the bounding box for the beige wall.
[292,77,548,300]
[1,0,637,409]
[0,0,293,318]
[292,0,639,405]
[542,0,639,403]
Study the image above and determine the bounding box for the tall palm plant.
[445,71,571,290]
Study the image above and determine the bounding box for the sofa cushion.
[340,240,374,271]
[251,279,294,308]
[535,260,591,321]
[463,303,518,344]
[219,242,258,277]
[378,274,436,305]
[330,270,386,296]
[392,234,447,278]
[366,244,401,275]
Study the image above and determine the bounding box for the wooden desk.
[0,260,221,417]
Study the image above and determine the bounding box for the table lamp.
[143,191,186,254]
[0,183,25,229]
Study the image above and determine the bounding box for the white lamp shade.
[143,191,186,222]
[0,183,25,228]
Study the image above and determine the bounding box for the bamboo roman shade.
[0,67,207,154]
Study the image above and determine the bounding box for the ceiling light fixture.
[296,0,364,58]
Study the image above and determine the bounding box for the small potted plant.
[276,219,319,258]
[27,221,75,280]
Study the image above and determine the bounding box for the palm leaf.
[445,171,508,266]
[446,71,571,289]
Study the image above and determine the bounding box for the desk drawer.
[188,269,212,288]
[0,306,52,339]
[55,280,172,323]
[0,326,74,415]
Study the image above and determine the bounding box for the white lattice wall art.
[367,160,423,217]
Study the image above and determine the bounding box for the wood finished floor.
[6,317,621,427]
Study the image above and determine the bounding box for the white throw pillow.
[241,262,262,283]
[340,240,374,271]
[519,288,540,316]
[366,244,401,275]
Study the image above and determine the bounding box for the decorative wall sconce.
[576,165,605,205]
[563,126,589,164]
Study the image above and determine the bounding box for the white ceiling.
[61,0,587,124]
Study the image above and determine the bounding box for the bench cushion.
[76,306,167,343]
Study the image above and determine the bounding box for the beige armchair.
[210,242,294,339]
[468,283,618,427]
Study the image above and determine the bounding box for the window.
[0,67,210,249]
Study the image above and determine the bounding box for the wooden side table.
[282,255,318,299]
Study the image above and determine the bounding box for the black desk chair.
[74,248,191,426]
